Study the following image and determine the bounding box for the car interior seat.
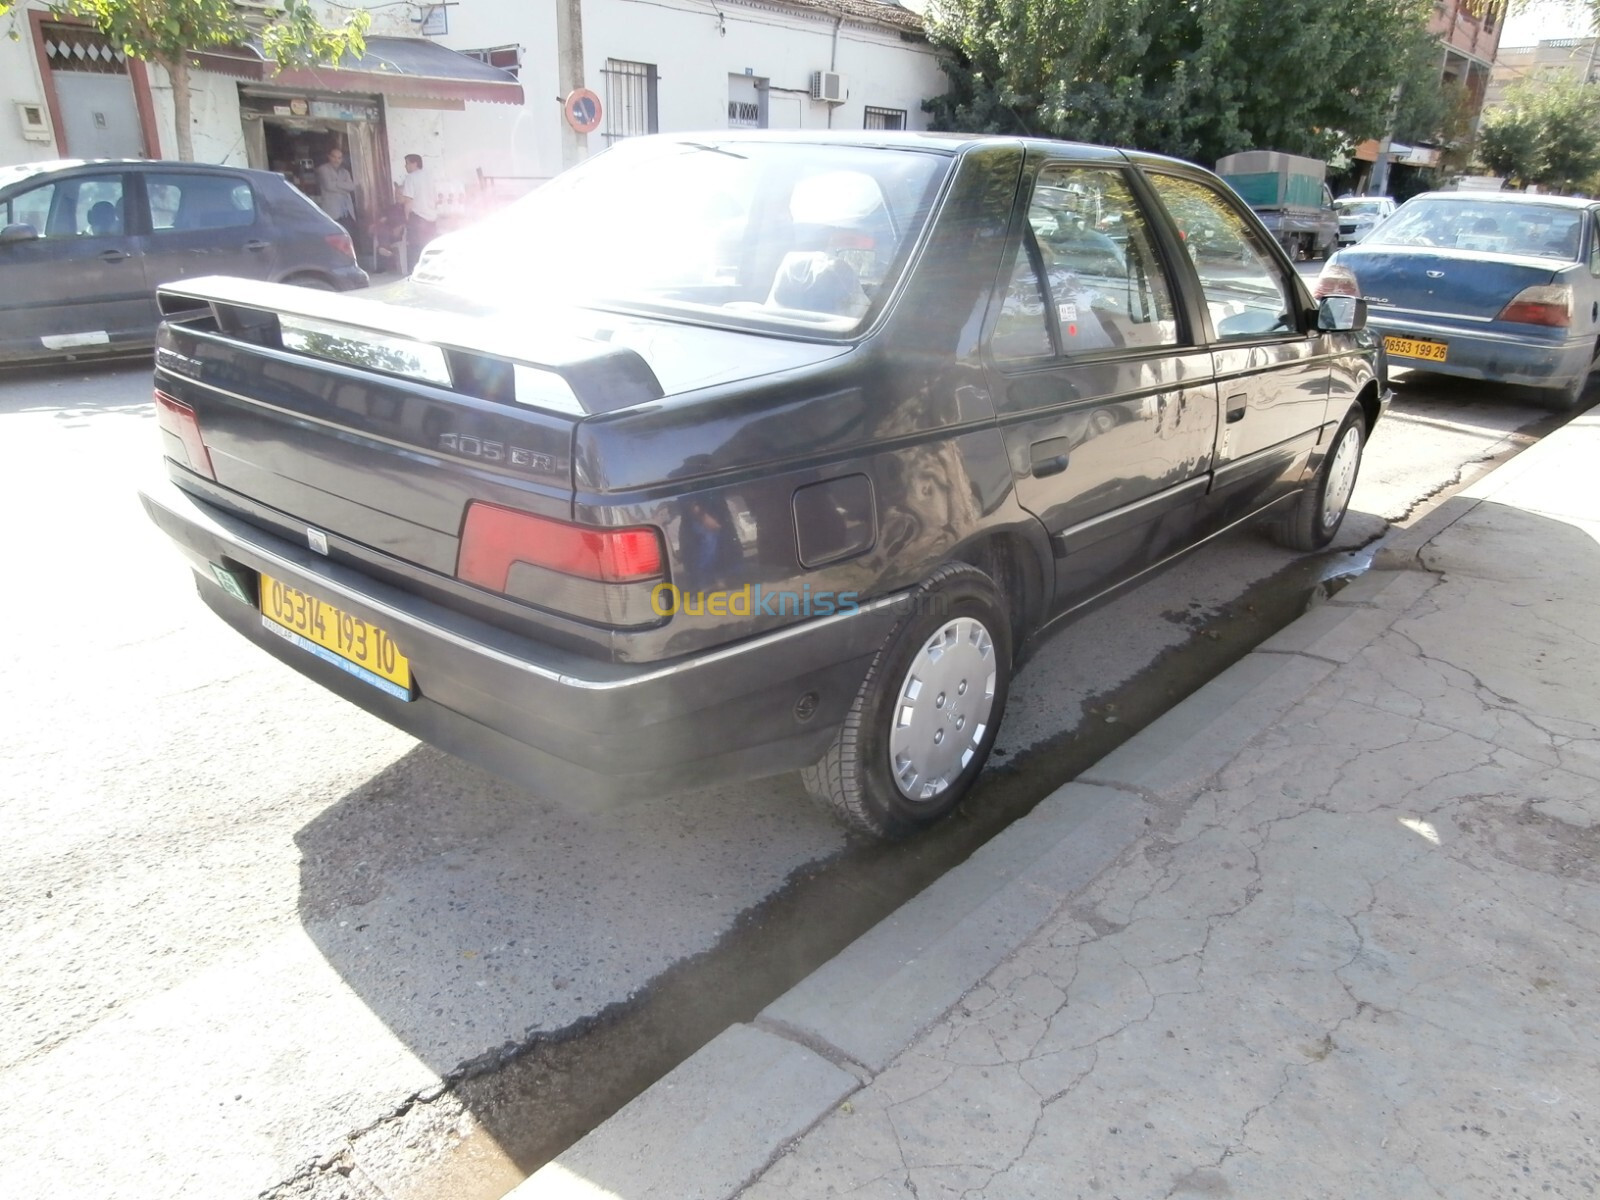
[765,251,869,318]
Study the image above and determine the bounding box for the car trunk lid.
[1338,246,1563,322]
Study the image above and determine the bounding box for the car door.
[1142,169,1332,528]
[137,169,277,291]
[984,155,1220,615]
[0,169,150,359]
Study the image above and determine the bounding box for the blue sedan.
[1315,192,1600,409]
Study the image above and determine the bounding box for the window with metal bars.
[602,59,659,141]
[728,101,760,128]
[863,107,907,131]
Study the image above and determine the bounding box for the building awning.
[195,36,524,106]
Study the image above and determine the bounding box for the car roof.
[1409,190,1593,209]
[629,130,1145,163]
[0,158,276,192]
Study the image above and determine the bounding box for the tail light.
[154,390,215,479]
[1313,262,1360,300]
[1497,284,1572,328]
[324,232,355,261]
[457,502,664,592]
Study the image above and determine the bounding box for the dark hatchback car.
[0,159,367,364]
[140,133,1385,839]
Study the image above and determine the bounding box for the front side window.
[1,175,123,239]
[413,140,950,335]
[1368,198,1583,260]
[1026,166,1181,355]
[1147,174,1296,341]
[3,183,56,233]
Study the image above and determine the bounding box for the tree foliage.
[923,0,1458,165]
[1,1,368,160]
[1477,71,1600,190]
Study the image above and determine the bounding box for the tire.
[283,273,336,291]
[1268,405,1365,552]
[800,563,1013,840]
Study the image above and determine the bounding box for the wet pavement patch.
[267,543,1387,1200]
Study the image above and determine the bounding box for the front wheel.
[1269,405,1365,552]
[801,563,1012,840]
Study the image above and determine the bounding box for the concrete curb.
[508,411,1595,1200]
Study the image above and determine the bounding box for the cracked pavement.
[728,414,1600,1200]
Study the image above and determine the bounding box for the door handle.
[244,239,269,252]
[98,249,130,262]
[1033,454,1069,478]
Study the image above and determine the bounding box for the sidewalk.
[517,409,1600,1200]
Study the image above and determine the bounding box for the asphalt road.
[0,355,1563,1200]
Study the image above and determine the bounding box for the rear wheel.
[801,564,1012,840]
[1269,405,1365,552]
[283,273,335,291]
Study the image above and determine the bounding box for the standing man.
[313,146,359,248]
[399,153,438,274]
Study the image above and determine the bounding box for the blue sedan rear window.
[1368,199,1583,259]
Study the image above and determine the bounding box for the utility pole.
[557,0,588,169]
[1370,84,1403,196]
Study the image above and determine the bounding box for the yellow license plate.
[1384,336,1447,363]
[259,572,413,700]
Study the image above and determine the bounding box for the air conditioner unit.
[810,71,846,104]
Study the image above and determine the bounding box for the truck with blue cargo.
[1217,150,1339,261]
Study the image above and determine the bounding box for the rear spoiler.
[156,275,665,417]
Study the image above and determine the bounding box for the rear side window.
[992,165,1181,362]
[1146,174,1297,341]
[146,173,257,232]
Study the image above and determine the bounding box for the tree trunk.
[164,54,194,161]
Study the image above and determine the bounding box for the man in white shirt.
[398,153,438,274]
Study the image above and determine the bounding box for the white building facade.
[2,0,945,228]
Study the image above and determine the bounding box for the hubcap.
[889,617,997,802]
[1321,425,1362,531]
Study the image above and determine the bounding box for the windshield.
[1365,198,1585,259]
[1335,200,1388,216]
[413,139,952,335]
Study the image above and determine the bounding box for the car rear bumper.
[1367,313,1593,390]
[140,478,902,803]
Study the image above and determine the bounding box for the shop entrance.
[239,90,390,269]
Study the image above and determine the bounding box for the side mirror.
[0,223,40,246]
[1317,294,1367,333]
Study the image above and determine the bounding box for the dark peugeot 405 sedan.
[0,158,367,364]
[139,133,1385,839]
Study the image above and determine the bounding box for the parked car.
[139,133,1385,840]
[1333,196,1397,246]
[1316,191,1599,409]
[0,159,367,364]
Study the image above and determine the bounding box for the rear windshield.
[1365,198,1585,259]
[1335,200,1388,216]
[413,139,952,335]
